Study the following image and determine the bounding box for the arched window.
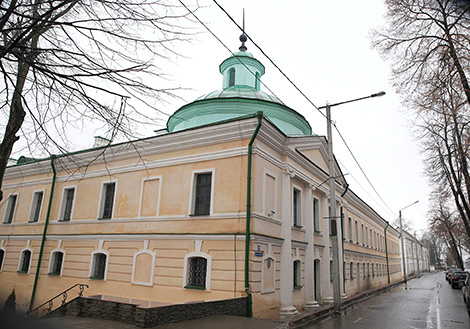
[293,259,302,289]
[48,250,65,276]
[18,249,32,273]
[90,252,108,280]
[228,68,235,87]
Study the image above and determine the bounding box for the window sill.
[97,218,111,220]
[189,214,210,217]
[57,219,71,222]
[293,286,303,290]
[89,276,104,280]
[17,271,28,274]
[48,272,60,276]
[184,285,206,290]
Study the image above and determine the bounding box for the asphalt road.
[305,271,470,329]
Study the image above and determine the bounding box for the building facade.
[0,37,410,319]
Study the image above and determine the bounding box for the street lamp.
[399,200,419,288]
[318,91,386,312]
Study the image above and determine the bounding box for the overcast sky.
[164,0,430,234]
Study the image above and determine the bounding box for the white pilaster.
[304,184,319,309]
[279,169,298,319]
[321,195,333,303]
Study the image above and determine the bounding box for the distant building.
[0,35,407,319]
[400,230,430,277]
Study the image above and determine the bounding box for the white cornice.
[0,234,246,241]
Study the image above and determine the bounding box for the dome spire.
[239,9,247,51]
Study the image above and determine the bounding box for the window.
[355,220,359,243]
[341,210,345,239]
[228,68,235,87]
[348,217,353,241]
[293,260,302,289]
[0,249,5,271]
[372,263,375,277]
[330,260,333,282]
[313,198,320,232]
[90,252,107,280]
[60,187,75,221]
[193,173,212,216]
[350,262,354,279]
[18,249,32,273]
[49,251,64,276]
[29,191,44,222]
[363,263,366,278]
[100,182,116,219]
[3,194,17,224]
[367,263,370,277]
[365,226,368,246]
[185,257,208,289]
[255,72,260,90]
[361,224,365,245]
[370,229,373,248]
[293,188,302,227]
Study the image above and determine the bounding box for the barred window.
[293,260,302,289]
[49,251,64,275]
[186,257,207,289]
[90,253,107,280]
[19,250,31,273]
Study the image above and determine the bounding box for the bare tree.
[373,0,470,243]
[0,0,199,201]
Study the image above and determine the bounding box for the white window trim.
[188,169,215,216]
[58,186,77,221]
[262,169,278,219]
[292,184,303,227]
[138,176,162,218]
[261,255,276,294]
[182,251,212,291]
[3,193,18,224]
[18,247,33,274]
[97,180,118,219]
[28,189,45,223]
[0,247,6,272]
[48,248,66,276]
[131,249,156,286]
[89,249,110,281]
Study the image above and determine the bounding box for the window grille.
[4,195,17,224]
[91,253,107,279]
[49,252,64,275]
[293,260,301,288]
[194,174,211,215]
[19,250,31,272]
[186,257,207,288]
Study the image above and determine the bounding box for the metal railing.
[26,283,89,319]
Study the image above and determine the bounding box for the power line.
[181,0,397,217]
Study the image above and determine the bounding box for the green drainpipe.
[384,221,390,284]
[29,155,56,311]
[245,112,263,318]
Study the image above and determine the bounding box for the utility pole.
[399,201,419,287]
[318,91,385,312]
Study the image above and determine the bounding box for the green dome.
[166,42,312,136]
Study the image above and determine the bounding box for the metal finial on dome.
[239,9,247,51]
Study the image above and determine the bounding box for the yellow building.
[0,36,403,319]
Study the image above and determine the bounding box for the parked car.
[450,271,468,289]
[463,275,470,316]
[446,268,461,283]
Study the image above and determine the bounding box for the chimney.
[93,136,111,148]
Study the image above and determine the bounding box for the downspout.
[340,185,348,293]
[245,112,263,318]
[384,221,390,284]
[29,155,56,311]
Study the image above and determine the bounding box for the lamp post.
[318,91,385,312]
[399,200,419,287]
